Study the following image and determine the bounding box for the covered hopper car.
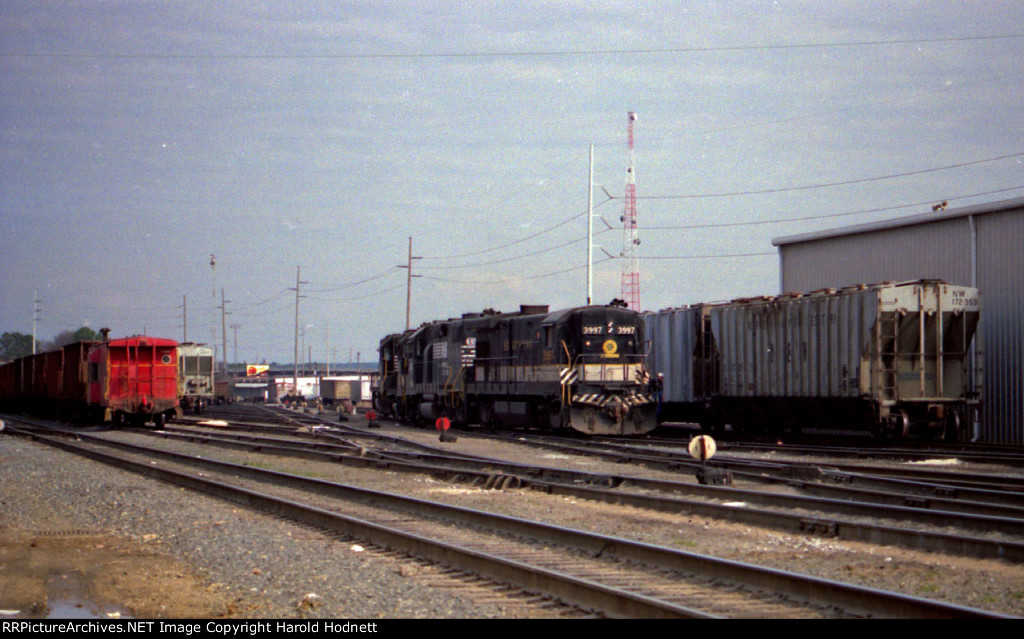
[375,303,657,435]
[177,342,215,413]
[644,280,982,440]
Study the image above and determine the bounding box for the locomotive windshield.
[578,308,642,359]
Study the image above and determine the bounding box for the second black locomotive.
[375,303,657,435]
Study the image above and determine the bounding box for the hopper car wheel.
[873,409,910,440]
[895,409,910,439]
[882,409,910,440]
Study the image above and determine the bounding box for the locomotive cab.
[562,306,656,435]
[575,307,643,377]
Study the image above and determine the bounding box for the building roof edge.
[771,196,1024,247]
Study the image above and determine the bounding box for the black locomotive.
[375,303,657,435]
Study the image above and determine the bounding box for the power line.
[632,152,1024,200]
[388,182,1024,274]
[305,283,407,303]
[645,185,1024,230]
[417,233,597,271]
[614,70,1024,151]
[641,251,776,260]
[232,301,295,318]
[414,155,1022,273]
[8,34,1023,60]
[421,256,618,285]
[418,198,616,261]
[306,267,404,293]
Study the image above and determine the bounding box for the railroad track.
[710,440,1024,468]
[160,410,1024,563]
[653,424,1024,465]
[5,416,1009,619]
[277,403,1023,499]
[468,428,1024,501]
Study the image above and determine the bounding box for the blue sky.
[2,1,1022,365]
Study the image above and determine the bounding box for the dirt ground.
[0,532,244,619]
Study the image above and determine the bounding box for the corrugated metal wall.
[778,217,973,289]
[975,209,1024,443]
[775,201,1024,444]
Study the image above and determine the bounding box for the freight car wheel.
[894,409,910,439]
[875,409,910,440]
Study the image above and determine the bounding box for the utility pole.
[182,295,188,342]
[397,237,421,331]
[220,289,231,375]
[230,323,241,365]
[32,293,41,354]
[210,255,218,367]
[291,266,307,396]
[586,146,615,307]
[587,145,594,306]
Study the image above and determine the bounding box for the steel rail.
[151,423,1024,525]
[119,421,1024,562]
[6,422,1015,619]
[474,430,1024,504]
[8,425,708,619]
[573,435,1024,491]
[710,440,1024,468]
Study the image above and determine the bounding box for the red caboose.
[88,336,179,427]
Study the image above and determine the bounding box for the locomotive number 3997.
[583,325,635,335]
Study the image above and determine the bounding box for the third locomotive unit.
[375,303,658,435]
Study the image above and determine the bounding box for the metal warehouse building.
[772,197,1024,444]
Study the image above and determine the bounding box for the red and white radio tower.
[620,111,641,310]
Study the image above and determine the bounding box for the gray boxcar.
[644,280,982,439]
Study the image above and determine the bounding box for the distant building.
[773,197,1024,443]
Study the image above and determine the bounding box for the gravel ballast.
[0,435,574,619]
[3,419,1024,619]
